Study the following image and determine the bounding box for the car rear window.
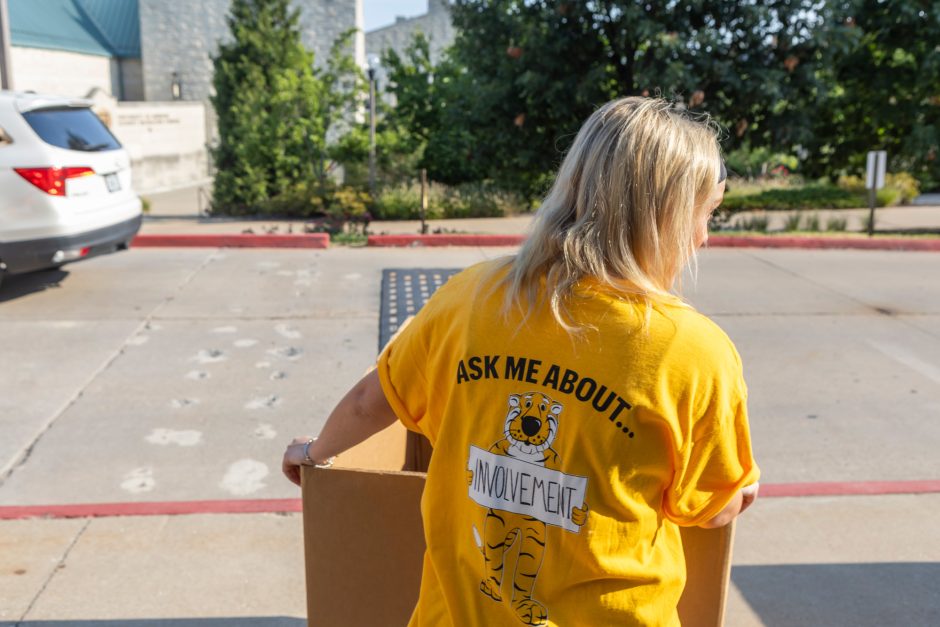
[21,107,122,152]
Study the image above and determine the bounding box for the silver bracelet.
[303,437,335,468]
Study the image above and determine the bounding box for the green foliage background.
[381,0,940,196]
[211,0,939,220]
[210,0,362,216]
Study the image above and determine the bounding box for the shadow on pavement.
[0,269,70,303]
[1,619,303,626]
[733,562,940,626]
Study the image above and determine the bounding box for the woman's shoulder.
[655,303,744,372]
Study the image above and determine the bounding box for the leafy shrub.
[885,172,920,203]
[784,212,803,231]
[826,216,848,231]
[722,185,863,212]
[439,183,527,219]
[804,213,821,231]
[372,183,440,220]
[837,171,921,205]
[876,187,902,207]
[725,146,799,179]
[735,212,769,232]
[373,181,529,220]
[257,181,372,234]
[836,174,866,194]
[708,207,734,231]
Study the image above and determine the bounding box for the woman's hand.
[282,436,316,487]
[739,481,759,514]
[699,482,759,529]
[281,369,398,487]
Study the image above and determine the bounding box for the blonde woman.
[284,97,759,626]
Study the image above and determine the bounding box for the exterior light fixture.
[171,71,183,100]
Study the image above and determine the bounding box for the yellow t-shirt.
[376,261,759,627]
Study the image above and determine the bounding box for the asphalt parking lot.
[1,245,938,625]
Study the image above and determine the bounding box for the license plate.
[105,173,121,192]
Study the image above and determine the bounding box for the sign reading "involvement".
[467,446,588,533]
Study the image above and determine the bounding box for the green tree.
[806,0,940,187]
[385,1,828,197]
[210,0,363,215]
[381,33,486,185]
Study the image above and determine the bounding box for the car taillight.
[13,167,95,196]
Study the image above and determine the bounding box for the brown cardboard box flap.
[303,466,426,626]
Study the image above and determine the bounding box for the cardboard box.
[302,421,735,626]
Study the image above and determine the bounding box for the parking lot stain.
[267,346,303,360]
[254,424,277,439]
[275,324,302,339]
[193,349,226,363]
[219,459,268,496]
[245,395,281,410]
[120,467,156,494]
[145,428,203,447]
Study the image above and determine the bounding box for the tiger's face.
[505,392,561,453]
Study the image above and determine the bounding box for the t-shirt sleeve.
[376,310,435,441]
[663,365,760,527]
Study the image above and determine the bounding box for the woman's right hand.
[282,436,316,487]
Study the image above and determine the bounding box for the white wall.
[105,100,209,193]
[10,46,113,98]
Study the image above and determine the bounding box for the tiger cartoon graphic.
[467,392,589,626]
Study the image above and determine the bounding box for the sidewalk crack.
[16,518,92,625]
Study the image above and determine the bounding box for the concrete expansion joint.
[16,518,92,624]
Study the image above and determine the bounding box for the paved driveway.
[1,245,938,626]
[2,246,937,504]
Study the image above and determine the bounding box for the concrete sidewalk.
[3,493,938,625]
[141,181,940,237]
[140,208,940,238]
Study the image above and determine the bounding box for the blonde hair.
[499,96,723,330]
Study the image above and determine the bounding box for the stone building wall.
[365,0,455,65]
[139,0,364,105]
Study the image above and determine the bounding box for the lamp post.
[367,55,379,198]
[0,0,13,90]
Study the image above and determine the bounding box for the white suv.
[0,91,142,286]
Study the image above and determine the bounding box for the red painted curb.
[2,480,939,520]
[365,233,940,251]
[759,480,940,498]
[707,235,940,251]
[0,498,302,520]
[132,234,329,249]
[367,234,526,247]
